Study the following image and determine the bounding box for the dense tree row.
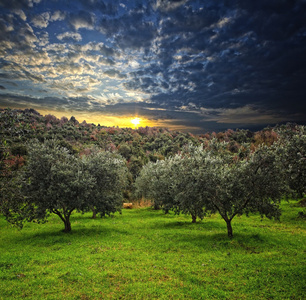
[136,142,282,237]
[0,108,305,236]
[1,140,127,232]
[0,108,280,162]
[135,126,305,237]
[0,108,291,188]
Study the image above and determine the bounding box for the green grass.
[0,200,305,299]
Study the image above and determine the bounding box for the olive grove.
[2,139,128,232]
[136,142,288,237]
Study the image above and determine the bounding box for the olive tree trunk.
[191,214,197,223]
[92,207,97,219]
[53,209,74,233]
[63,218,72,232]
[225,219,233,238]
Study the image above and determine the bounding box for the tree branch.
[51,208,65,222]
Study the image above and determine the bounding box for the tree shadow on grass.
[148,218,280,252]
[12,225,130,245]
[176,230,280,253]
[68,213,121,221]
[151,218,224,230]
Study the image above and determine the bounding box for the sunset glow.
[131,117,141,128]
[0,1,305,133]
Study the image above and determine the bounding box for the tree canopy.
[136,142,287,237]
[2,140,127,232]
[276,125,306,198]
[82,150,128,219]
[0,108,304,237]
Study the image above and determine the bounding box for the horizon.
[0,1,306,133]
[1,106,297,134]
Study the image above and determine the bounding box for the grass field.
[0,200,305,299]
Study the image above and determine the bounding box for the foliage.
[0,139,9,177]
[200,144,287,237]
[0,108,305,236]
[0,108,239,165]
[2,140,127,232]
[82,150,128,219]
[135,156,181,211]
[0,139,26,218]
[10,144,28,156]
[136,141,287,237]
[276,124,306,198]
[1,108,300,177]
[0,139,9,215]
[2,139,94,232]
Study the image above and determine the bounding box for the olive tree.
[135,157,180,211]
[2,139,94,232]
[199,144,287,237]
[2,140,127,232]
[136,142,287,237]
[135,152,210,222]
[276,125,305,198]
[172,152,211,223]
[82,151,128,219]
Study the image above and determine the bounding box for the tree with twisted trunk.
[2,140,127,232]
[136,142,287,237]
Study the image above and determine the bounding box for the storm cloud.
[0,0,305,132]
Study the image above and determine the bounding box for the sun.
[131,117,140,128]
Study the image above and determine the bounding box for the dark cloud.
[98,43,116,56]
[120,0,306,125]
[0,0,305,132]
[0,16,38,52]
[103,69,126,79]
[0,65,45,83]
[98,6,157,49]
[0,93,70,108]
[78,0,118,15]
[98,57,115,65]
[0,0,39,10]
[69,10,96,30]
[159,6,220,35]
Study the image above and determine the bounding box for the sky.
[0,0,306,133]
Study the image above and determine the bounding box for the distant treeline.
[0,107,300,186]
[0,108,305,236]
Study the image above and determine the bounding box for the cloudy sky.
[0,0,306,133]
